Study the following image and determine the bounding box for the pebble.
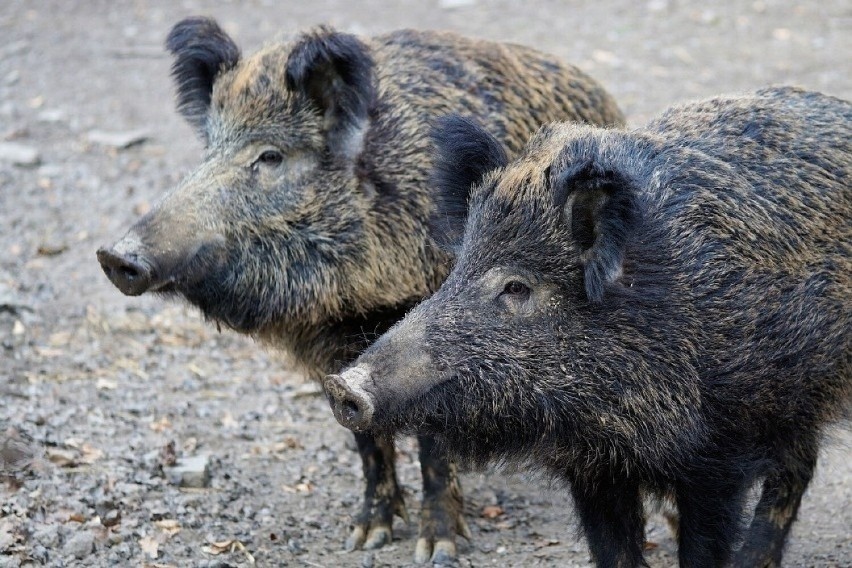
[0,555,22,568]
[37,108,67,123]
[439,0,477,7]
[0,142,40,167]
[63,530,95,559]
[165,454,211,488]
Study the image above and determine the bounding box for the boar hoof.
[415,537,457,564]
[363,525,392,549]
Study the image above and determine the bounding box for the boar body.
[97,17,624,563]
[328,87,851,567]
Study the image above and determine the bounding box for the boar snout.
[325,368,376,432]
[97,237,157,297]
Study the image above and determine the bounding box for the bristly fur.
[165,17,240,136]
[429,115,509,253]
[347,87,852,567]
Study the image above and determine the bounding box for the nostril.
[117,264,141,282]
[342,398,361,422]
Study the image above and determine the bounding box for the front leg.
[414,434,471,564]
[348,432,408,550]
[570,474,646,568]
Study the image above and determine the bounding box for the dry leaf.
[481,505,504,519]
[272,437,303,452]
[0,518,23,550]
[282,481,314,494]
[221,411,238,429]
[36,243,68,256]
[139,535,160,559]
[154,519,181,537]
[149,416,172,433]
[96,378,118,390]
[48,331,72,346]
[35,346,65,358]
[202,539,255,564]
[187,363,206,378]
[79,444,103,464]
[46,448,78,467]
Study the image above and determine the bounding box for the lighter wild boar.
[96,16,625,563]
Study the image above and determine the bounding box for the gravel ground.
[1,1,850,566]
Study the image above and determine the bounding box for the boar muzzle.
[324,368,376,432]
[96,245,157,297]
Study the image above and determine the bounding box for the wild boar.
[326,87,851,567]
[96,16,625,563]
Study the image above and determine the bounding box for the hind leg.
[733,442,818,568]
[413,435,470,564]
[347,432,408,551]
[676,476,749,568]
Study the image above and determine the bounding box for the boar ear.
[428,115,509,253]
[166,17,240,136]
[285,27,376,159]
[553,158,639,303]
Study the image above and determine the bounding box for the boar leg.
[733,442,818,568]
[414,435,470,563]
[347,432,408,550]
[675,476,748,568]
[571,475,646,567]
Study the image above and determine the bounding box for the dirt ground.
[1,1,850,566]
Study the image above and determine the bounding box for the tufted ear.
[428,115,509,253]
[285,27,376,160]
[552,158,639,303]
[166,17,240,137]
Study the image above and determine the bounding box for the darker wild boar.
[326,87,851,567]
[96,16,624,563]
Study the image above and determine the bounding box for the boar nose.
[96,246,154,296]
[324,369,376,432]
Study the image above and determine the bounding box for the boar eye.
[502,280,531,298]
[256,149,284,166]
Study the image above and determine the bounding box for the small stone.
[37,108,66,123]
[439,0,476,7]
[0,142,40,166]
[165,454,211,488]
[0,555,22,568]
[87,129,149,149]
[360,551,375,568]
[63,530,95,560]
